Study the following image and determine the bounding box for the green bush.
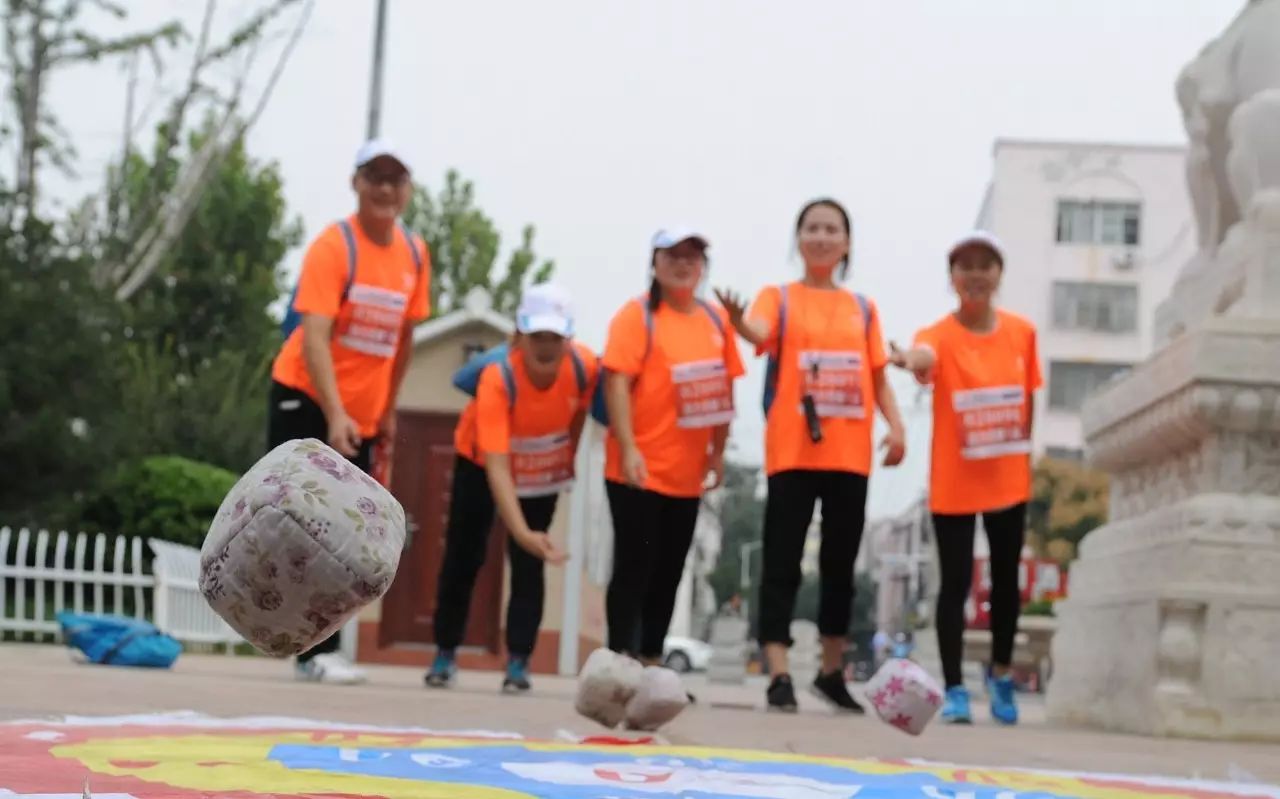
[1022,598,1056,617]
[81,455,239,548]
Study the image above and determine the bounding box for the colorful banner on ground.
[2,715,1277,799]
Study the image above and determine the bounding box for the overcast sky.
[37,0,1240,516]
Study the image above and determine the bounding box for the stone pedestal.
[1046,317,1280,740]
[706,616,749,685]
[1047,0,1280,742]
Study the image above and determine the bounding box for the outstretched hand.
[713,288,747,328]
[888,341,907,368]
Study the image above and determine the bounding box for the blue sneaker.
[503,657,531,693]
[424,651,456,688]
[940,685,972,724]
[989,674,1018,725]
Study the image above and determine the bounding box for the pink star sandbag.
[199,439,406,657]
[864,658,943,736]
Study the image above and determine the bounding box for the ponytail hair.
[647,251,661,311]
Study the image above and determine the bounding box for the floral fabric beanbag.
[864,657,943,736]
[199,439,406,657]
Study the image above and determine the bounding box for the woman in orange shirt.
[601,228,744,669]
[425,283,596,694]
[717,198,906,714]
[889,231,1042,726]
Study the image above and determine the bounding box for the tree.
[94,118,303,474]
[96,0,314,301]
[707,460,766,607]
[0,215,117,526]
[1,0,184,226]
[1028,456,1110,564]
[0,0,312,526]
[403,170,555,316]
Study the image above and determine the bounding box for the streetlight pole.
[366,0,389,139]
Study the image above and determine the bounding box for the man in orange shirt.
[268,138,431,685]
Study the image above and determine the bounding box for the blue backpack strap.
[568,346,588,394]
[498,358,517,411]
[853,291,871,337]
[762,284,788,415]
[695,297,726,336]
[281,220,358,337]
[640,296,655,361]
[396,220,424,275]
[336,220,358,301]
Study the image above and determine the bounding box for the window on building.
[1045,446,1084,462]
[1048,361,1133,411]
[1055,200,1141,246]
[1051,281,1138,333]
[461,341,487,364]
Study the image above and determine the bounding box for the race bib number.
[510,431,575,497]
[672,359,734,429]
[798,350,865,419]
[337,283,409,359]
[953,385,1031,459]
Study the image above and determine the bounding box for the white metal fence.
[0,526,243,650]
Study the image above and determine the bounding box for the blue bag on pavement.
[56,611,182,669]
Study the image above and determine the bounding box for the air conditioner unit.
[1112,250,1137,271]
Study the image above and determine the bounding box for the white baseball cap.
[516,282,575,338]
[948,230,1005,265]
[651,227,710,250]
[354,137,411,175]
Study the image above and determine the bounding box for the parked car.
[662,636,713,673]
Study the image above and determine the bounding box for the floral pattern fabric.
[199,438,406,657]
[864,657,943,736]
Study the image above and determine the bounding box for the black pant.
[433,456,558,658]
[604,480,701,660]
[758,469,868,648]
[933,503,1027,688]
[267,380,373,663]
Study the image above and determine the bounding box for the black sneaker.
[811,670,865,714]
[766,674,799,713]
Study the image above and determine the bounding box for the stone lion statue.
[1161,0,1280,339]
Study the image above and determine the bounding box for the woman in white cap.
[716,197,906,714]
[599,228,744,672]
[426,283,598,694]
[888,230,1042,726]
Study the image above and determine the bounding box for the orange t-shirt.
[914,309,1043,516]
[271,217,431,437]
[454,342,599,496]
[748,283,888,477]
[602,299,745,498]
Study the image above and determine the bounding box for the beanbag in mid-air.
[199,438,405,657]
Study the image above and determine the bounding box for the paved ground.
[2,643,1277,784]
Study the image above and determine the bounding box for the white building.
[976,139,1196,459]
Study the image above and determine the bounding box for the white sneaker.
[295,653,367,685]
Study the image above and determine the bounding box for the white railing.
[148,538,242,647]
[0,527,243,650]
